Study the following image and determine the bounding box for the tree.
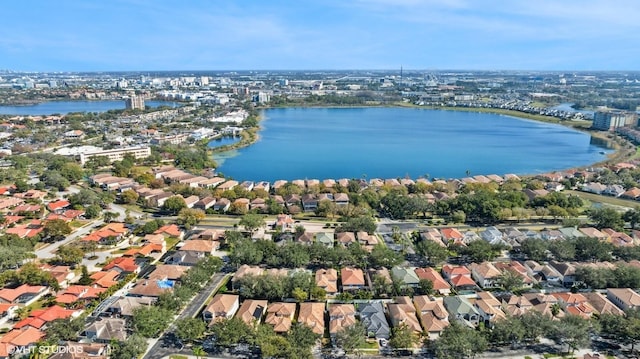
[415,239,449,264]
[291,287,308,302]
[489,316,526,348]
[389,323,418,352]
[369,244,403,268]
[588,207,624,230]
[519,238,548,262]
[239,213,266,233]
[624,207,640,229]
[121,189,139,204]
[175,317,206,342]
[335,322,366,355]
[550,314,591,354]
[177,208,206,229]
[131,306,173,338]
[43,219,72,242]
[416,278,434,296]
[77,265,93,285]
[435,321,488,359]
[102,211,118,223]
[45,317,84,342]
[288,323,321,352]
[192,346,206,359]
[459,240,497,263]
[110,334,148,359]
[53,245,84,265]
[162,195,187,214]
[84,204,101,219]
[209,317,254,347]
[496,270,525,292]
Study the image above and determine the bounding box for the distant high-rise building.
[592,109,637,131]
[125,95,145,110]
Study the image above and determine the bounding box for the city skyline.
[2,0,640,72]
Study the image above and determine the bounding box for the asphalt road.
[142,272,229,359]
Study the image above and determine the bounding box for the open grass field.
[566,189,639,209]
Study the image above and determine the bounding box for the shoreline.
[211,104,634,181]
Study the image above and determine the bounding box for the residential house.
[441,265,477,291]
[316,268,338,295]
[440,228,464,246]
[0,284,47,305]
[233,265,264,289]
[265,302,296,333]
[480,227,506,246]
[328,304,356,339]
[341,267,366,291]
[14,305,79,330]
[388,297,422,334]
[607,288,640,311]
[103,257,140,274]
[468,262,502,288]
[213,198,231,212]
[83,318,127,343]
[296,232,315,245]
[164,251,203,266]
[357,302,390,339]
[473,291,506,326]
[414,268,451,295]
[357,231,378,247]
[549,260,577,287]
[391,267,420,288]
[494,261,535,288]
[128,278,174,298]
[235,299,268,327]
[413,296,449,339]
[552,293,596,319]
[194,197,216,211]
[501,295,534,317]
[0,327,45,357]
[420,228,446,247]
[336,232,356,246]
[334,193,349,206]
[578,227,608,241]
[106,296,155,317]
[91,270,120,289]
[203,294,240,324]
[180,239,218,255]
[298,302,326,336]
[55,286,106,306]
[301,194,319,212]
[583,292,624,316]
[315,232,334,248]
[443,296,481,328]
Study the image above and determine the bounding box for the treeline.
[228,235,402,270]
[519,236,640,263]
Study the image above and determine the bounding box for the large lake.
[214,107,611,181]
[0,100,180,115]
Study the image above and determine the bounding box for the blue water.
[214,107,612,181]
[0,100,180,115]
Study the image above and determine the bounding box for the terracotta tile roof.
[414,268,451,291]
[235,299,268,326]
[154,224,182,237]
[0,284,46,303]
[341,267,365,286]
[0,327,45,347]
[103,257,139,272]
[298,302,325,335]
[14,305,77,329]
[265,302,296,333]
[315,269,338,293]
[91,270,120,288]
[47,200,71,212]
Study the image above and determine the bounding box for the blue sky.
[2,0,639,71]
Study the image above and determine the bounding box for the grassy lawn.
[169,356,188,359]
[565,189,639,209]
[70,220,89,228]
[165,236,180,250]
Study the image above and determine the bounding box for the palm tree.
[192,346,206,359]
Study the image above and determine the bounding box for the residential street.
[142,273,230,359]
